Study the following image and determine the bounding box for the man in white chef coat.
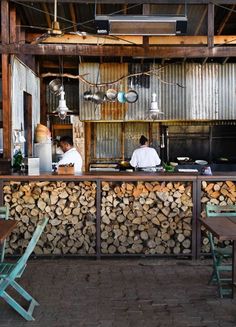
[130,135,161,170]
[58,136,82,173]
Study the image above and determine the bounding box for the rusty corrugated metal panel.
[77,63,236,121]
[124,123,149,158]
[125,63,150,121]
[79,63,102,121]
[94,123,121,160]
[153,63,186,120]
[218,64,236,120]
[100,63,128,121]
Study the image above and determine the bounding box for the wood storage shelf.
[1,171,236,259]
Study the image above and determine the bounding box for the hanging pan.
[106,88,118,102]
[125,89,138,103]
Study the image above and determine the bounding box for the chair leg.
[1,281,39,321]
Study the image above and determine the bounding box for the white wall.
[11,56,40,156]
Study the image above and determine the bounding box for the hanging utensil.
[106,88,118,102]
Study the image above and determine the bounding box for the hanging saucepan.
[106,89,118,102]
[117,91,127,104]
[49,79,63,96]
[91,91,106,104]
[125,89,138,103]
[83,90,93,101]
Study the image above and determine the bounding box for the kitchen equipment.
[49,79,63,96]
[124,89,138,103]
[83,91,93,101]
[177,157,190,161]
[34,142,52,172]
[117,91,126,103]
[91,91,106,104]
[89,163,119,172]
[195,159,208,165]
[106,89,118,102]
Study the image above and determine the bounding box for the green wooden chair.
[0,205,10,262]
[0,217,48,321]
[206,204,235,298]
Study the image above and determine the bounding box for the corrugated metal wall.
[77,63,236,121]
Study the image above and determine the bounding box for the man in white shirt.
[130,135,161,169]
[57,136,82,173]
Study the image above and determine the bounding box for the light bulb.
[58,111,67,120]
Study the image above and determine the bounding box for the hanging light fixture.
[50,57,71,120]
[149,93,164,120]
[56,89,70,120]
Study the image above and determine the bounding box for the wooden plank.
[3,43,236,57]
[1,53,11,159]
[199,217,236,241]
[207,3,214,48]
[10,5,17,44]
[26,33,236,46]
[13,0,236,4]
[85,122,92,171]
[1,0,9,44]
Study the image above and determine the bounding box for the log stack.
[101,181,193,255]
[3,181,97,255]
[200,180,235,253]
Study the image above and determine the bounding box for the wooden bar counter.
[0,171,236,259]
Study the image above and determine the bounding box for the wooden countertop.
[0,171,235,181]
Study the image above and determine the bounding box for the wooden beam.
[208,3,214,48]
[25,33,236,46]
[3,43,236,58]
[11,0,236,4]
[222,57,229,64]
[10,5,17,44]
[1,1,11,159]
[41,3,52,29]
[217,4,236,35]
[69,3,77,32]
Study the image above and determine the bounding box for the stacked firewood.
[200,180,235,253]
[101,181,193,255]
[3,181,97,255]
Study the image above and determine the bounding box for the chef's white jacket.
[57,148,82,173]
[130,146,161,168]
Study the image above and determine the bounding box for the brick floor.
[1,258,236,327]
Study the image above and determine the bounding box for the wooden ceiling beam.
[41,3,51,29]
[10,0,236,4]
[3,43,236,58]
[25,33,236,45]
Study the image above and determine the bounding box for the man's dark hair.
[60,136,73,146]
[139,135,148,146]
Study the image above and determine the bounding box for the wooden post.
[208,3,214,48]
[1,0,11,159]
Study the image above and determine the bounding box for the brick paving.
[1,258,236,327]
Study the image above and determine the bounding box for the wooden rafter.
[69,3,77,32]
[41,3,52,29]
[217,4,236,35]
[10,1,236,4]
[207,3,214,48]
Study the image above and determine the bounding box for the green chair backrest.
[0,217,48,287]
[0,205,10,262]
[206,204,236,218]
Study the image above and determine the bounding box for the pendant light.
[149,93,164,120]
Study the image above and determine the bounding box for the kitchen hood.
[95,15,187,36]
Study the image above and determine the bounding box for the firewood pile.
[100,181,193,255]
[200,180,235,253]
[3,181,97,255]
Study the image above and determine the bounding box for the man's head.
[139,135,148,146]
[59,136,73,153]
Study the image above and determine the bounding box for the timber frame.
[1,0,236,158]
